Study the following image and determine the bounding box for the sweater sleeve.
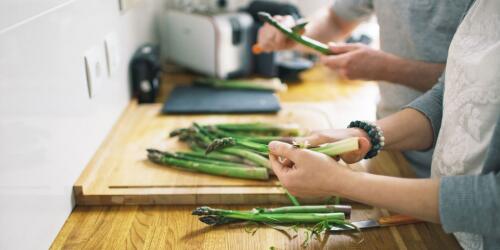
[332,0,374,22]
[440,172,500,237]
[439,116,500,237]
[404,74,445,147]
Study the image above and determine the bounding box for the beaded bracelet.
[347,120,385,159]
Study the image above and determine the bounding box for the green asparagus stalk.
[192,206,345,225]
[285,189,301,206]
[257,12,331,55]
[206,137,269,154]
[175,150,247,164]
[193,205,351,226]
[171,152,253,168]
[214,122,301,137]
[220,147,271,169]
[205,126,294,144]
[147,149,269,180]
[206,137,360,158]
[254,205,351,217]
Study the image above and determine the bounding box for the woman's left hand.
[268,141,350,197]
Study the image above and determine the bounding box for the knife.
[330,214,422,232]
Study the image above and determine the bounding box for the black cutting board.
[162,86,281,114]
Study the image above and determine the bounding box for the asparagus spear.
[254,205,351,217]
[206,137,360,158]
[171,152,253,168]
[214,122,301,137]
[257,12,331,55]
[180,150,248,164]
[147,149,269,180]
[220,147,271,169]
[192,206,346,225]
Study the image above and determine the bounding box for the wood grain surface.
[74,101,379,205]
[51,204,460,250]
[51,65,460,249]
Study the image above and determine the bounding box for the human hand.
[256,15,297,53]
[320,43,393,80]
[268,141,351,197]
[295,128,371,164]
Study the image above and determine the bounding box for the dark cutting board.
[162,86,281,114]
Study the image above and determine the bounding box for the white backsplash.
[0,0,165,249]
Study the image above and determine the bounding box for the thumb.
[268,141,302,162]
[340,137,372,163]
[328,42,361,54]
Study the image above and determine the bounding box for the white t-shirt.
[432,0,500,248]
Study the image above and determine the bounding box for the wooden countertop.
[51,66,460,249]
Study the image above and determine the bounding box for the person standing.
[256,0,473,177]
[268,0,500,248]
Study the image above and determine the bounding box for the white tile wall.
[0,0,165,249]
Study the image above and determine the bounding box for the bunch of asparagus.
[147,122,360,180]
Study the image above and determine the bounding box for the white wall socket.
[119,0,144,12]
[105,33,120,77]
[84,45,107,98]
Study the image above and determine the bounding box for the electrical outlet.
[119,0,144,12]
[105,33,120,77]
[84,45,107,98]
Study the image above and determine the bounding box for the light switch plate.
[105,33,120,77]
[84,45,107,98]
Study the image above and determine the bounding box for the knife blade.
[330,214,422,232]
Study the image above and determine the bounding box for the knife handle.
[378,214,421,226]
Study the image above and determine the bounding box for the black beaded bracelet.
[347,120,385,159]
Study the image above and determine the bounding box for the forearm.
[336,169,440,223]
[379,55,445,92]
[375,108,434,151]
[305,8,358,43]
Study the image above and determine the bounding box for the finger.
[340,137,372,163]
[319,54,350,69]
[269,154,290,177]
[268,141,304,162]
[328,42,362,54]
[257,24,279,52]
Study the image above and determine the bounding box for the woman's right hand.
[295,128,372,164]
[256,15,297,53]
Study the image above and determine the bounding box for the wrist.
[347,128,372,148]
[330,166,361,195]
[347,121,384,159]
[376,52,399,82]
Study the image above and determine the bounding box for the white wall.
[0,0,165,249]
[168,0,331,16]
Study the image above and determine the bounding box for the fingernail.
[268,141,278,152]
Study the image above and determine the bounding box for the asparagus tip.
[257,12,271,22]
[192,206,211,216]
[146,149,165,163]
[205,138,236,154]
[199,215,221,226]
